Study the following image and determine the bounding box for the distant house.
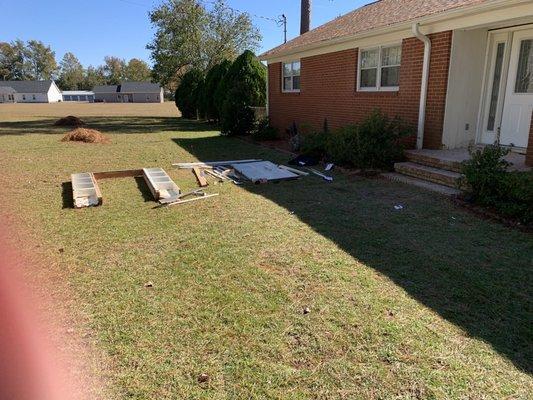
[62,90,95,102]
[93,82,163,103]
[0,80,62,103]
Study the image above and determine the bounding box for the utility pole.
[300,0,311,35]
[278,14,287,44]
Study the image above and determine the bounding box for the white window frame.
[282,60,301,93]
[357,43,401,92]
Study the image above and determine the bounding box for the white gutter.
[412,23,431,150]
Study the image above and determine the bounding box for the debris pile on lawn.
[69,158,331,209]
[172,159,312,184]
[62,128,110,144]
[54,115,85,127]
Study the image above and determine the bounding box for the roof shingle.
[0,80,54,93]
[261,0,489,59]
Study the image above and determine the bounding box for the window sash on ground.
[358,44,401,91]
[282,61,301,92]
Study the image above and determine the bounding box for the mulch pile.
[54,115,85,127]
[61,128,110,144]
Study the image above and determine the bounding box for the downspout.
[412,23,431,149]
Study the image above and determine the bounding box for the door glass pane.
[487,42,505,131]
[381,66,400,87]
[515,39,533,93]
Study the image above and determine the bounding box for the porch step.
[405,150,464,173]
[394,162,463,188]
[382,173,462,197]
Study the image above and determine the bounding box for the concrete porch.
[384,147,531,197]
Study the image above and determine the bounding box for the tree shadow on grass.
[61,182,74,209]
[0,117,216,136]
[173,135,533,374]
[135,177,154,203]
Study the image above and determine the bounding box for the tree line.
[0,40,152,90]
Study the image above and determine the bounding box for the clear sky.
[0,0,369,67]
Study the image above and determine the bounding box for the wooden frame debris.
[192,167,209,187]
[71,172,102,208]
[142,168,181,203]
[172,159,262,169]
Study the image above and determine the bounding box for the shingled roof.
[261,0,489,59]
[0,80,54,93]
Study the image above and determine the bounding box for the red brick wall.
[526,112,533,167]
[268,31,453,149]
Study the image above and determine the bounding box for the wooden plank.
[172,159,262,169]
[192,167,209,187]
[93,169,143,180]
[164,193,219,207]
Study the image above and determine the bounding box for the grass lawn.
[0,103,531,399]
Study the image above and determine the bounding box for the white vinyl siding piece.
[282,61,301,92]
[358,44,401,91]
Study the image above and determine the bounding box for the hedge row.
[174,50,266,136]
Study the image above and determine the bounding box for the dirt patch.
[54,115,86,127]
[62,128,110,144]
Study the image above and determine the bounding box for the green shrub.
[218,50,266,136]
[175,69,205,119]
[461,144,532,224]
[252,118,279,141]
[301,110,413,169]
[202,60,231,122]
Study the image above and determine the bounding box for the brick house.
[260,0,533,168]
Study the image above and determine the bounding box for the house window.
[282,61,301,92]
[22,94,26,100]
[32,94,36,100]
[358,44,401,91]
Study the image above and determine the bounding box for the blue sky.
[0,0,368,67]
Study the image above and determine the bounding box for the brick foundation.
[527,112,533,167]
[268,31,453,150]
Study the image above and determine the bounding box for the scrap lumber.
[192,167,209,187]
[278,165,309,176]
[164,193,219,207]
[142,168,181,203]
[71,172,102,208]
[172,159,262,169]
[307,168,333,182]
[93,169,143,180]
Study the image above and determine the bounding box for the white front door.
[500,29,533,148]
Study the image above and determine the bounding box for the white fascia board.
[263,0,532,64]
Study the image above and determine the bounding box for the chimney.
[300,0,311,35]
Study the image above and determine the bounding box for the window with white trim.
[282,61,301,92]
[358,44,401,91]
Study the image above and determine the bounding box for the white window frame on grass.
[357,43,401,92]
[282,61,301,93]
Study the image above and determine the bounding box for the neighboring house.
[93,82,163,103]
[0,80,62,103]
[62,90,95,102]
[0,86,16,103]
[260,0,533,167]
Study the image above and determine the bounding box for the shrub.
[175,69,205,119]
[301,110,413,169]
[202,60,231,122]
[218,50,266,136]
[461,144,532,224]
[252,118,279,141]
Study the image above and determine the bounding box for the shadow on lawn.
[0,117,215,136]
[173,134,533,374]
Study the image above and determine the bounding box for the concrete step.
[394,162,463,188]
[405,150,464,173]
[382,173,462,196]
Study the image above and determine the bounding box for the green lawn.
[0,111,532,399]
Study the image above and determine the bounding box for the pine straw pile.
[54,115,85,127]
[61,128,110,144]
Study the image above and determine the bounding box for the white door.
[480,32,511,145]
[500,29,533,148]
